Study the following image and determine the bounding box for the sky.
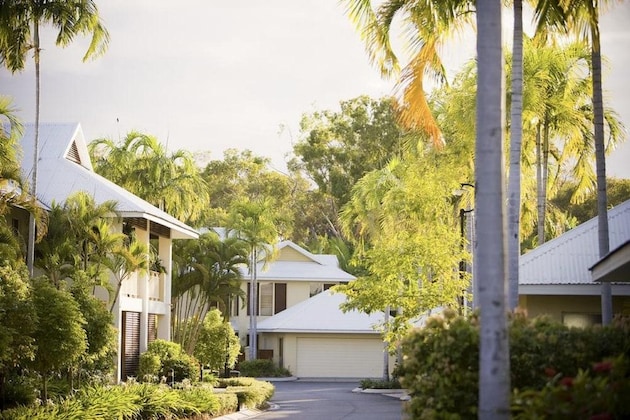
[1,1,629,178]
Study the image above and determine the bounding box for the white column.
[137,225,150,353]
[158,236,173,340]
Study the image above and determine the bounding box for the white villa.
[11,123,198,381]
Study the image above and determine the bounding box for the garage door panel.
[296,337,384,378]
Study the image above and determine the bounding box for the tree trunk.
[507,0,523,311]
[536,122,544,244]
[248,248,258,360]
[590,7,612,325]
[476,0,510,417]
[27,21,42,276]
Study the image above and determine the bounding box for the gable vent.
[66,141,81,164]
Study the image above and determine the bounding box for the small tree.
[194,309,240,376]
[137,340,199,384]
[0,264,36,408]
[30,278,87,400]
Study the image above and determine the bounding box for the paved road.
[254,381,406,420]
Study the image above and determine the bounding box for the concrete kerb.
[352,387,411,401]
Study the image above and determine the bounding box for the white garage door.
[296,337,384,378]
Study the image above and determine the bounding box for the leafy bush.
[0,379,272,420]
[513,355,630,418]
[399,311,630,419]
[211,393,239,417]
[218,378,275,409]
[400,308,479,419]
[137,339,200,383]
[194,309,241,372]
[237,359,291,378]
[1,376,37,409]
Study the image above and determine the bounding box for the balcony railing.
[148,271,163,301]
[120,271,163,302]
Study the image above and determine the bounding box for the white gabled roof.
[245,240,356,282]
[257,289,441,334]
[257,290,385,334]
[520,199,630,288]
[18,123,198,239]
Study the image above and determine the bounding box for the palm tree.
[0,0,109,275]
[0,97,40,266]
[341,0,475,145]
[107,240,149,313]
[171,233,248,354]
[476,0,510,417]
[534,0,626,324]
[536,0,623,324]
[35,191,120,289]
[90,131,209,225]
[226,198,279,360]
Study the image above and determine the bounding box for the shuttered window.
[148,313,158,344]
[274,283,287,313]
[259,283,273,316]
[121,311,140,380]
[246,282,287,316]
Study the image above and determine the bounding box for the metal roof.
[257,289,441,334]
[18,123,198,239]
[520,199,630,287]
[242,240,356,282]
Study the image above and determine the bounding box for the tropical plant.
[338,153,467,344]
[137,339,200,384]
[89,131,209,225]
[35,191,121,290]
[0,97,46,267]
[226,198,281,360]
[534,0,625,326]
[193,309,241,375]
[171,232,247,354]
[29,277,87,401]
[106,239,149,312]
[341,0,475,145]
[0,0,109,275]
[0,264,36,409]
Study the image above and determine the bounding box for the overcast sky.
[1,1,629,178]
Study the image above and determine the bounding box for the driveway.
[253,380,407,420]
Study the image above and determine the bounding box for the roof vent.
[66,140,81,164]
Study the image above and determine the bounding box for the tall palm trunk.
[248,248,258,360]
[539,121,551,244]
[589,4,612,325]
[476,0,510,417]
[508,0,523,311]
[535,122,544,244]
[27,20,41,276]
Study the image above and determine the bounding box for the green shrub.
[162,354,200,383]
[179,386,221,415]
[400,308,479,419]
[138,353,161,380]
[399,311,630,419]
[512,355,630,418]
[1,376,37,409]
[215,377,274,409]
[137,339,200,383]
[211,393,239,417]
[237,359,291,378]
